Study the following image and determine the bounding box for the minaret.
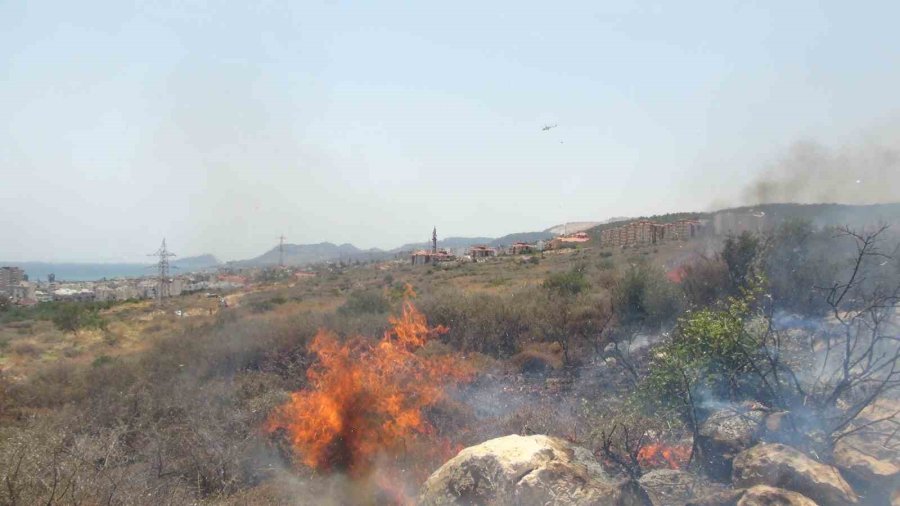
[432,227,437,254]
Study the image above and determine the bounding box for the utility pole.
[148,238,176,303]
[278,234,286,267]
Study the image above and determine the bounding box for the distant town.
[0,206,789,308]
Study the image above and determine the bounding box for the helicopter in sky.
[541,123,558,131]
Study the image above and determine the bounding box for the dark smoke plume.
[744,140,900,205]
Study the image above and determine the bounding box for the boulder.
[698,403,766,479]
[732,443,857,506]
[638,468,733,506]
[737,485,818,506]
[686,489,744,506]
[833,436,900,491]
[418,434,650,505]
[639,469,699,506]
[687,486,818,506]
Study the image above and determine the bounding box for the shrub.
[542,268,589,296]
[50,303,107,335]
[722,232,762,291]
[613,263,681,327]
[680,257,730,308]
[92,354,114,367]
[10,340,41,358]
[337,290,390,316]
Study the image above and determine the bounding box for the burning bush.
[265,295,472,482]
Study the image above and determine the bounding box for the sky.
[2,1,900,262]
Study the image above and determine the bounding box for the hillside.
[236,242,389,267]
[172,254,221,270]
[544,219,628,235]
[586,202,900,237]
[395,232,555,253]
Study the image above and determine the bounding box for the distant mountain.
[172,254,220,270]
[393,231,555,253]
[393,237,494,253]
[236,242,389,267]
[489,231,554,246]
[237,229,558,267]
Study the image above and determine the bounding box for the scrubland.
[1,220,898,505]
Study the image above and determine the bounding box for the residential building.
[0,266,25,296]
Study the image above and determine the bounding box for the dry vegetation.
[1,222,898,505]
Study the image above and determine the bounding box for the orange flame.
[265,297,471,481]
[637,442,691,470]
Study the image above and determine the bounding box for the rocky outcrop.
[639,469,731,506]
[698,403,766,479]
[639,469,700,506]
[687,486,817,506]
[737,485,818,506]
[732,443,857,506]
[418,434,650,505]
[831,399,900,504]
[686,489,745,506]
[833,437,900,490]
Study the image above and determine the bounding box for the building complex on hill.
[600,219,706,247]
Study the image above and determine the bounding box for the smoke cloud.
[743,140,900,205]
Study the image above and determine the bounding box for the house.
[548,232,591,249]
[508,242,536,255]
[410,249,454,265]
[468,245,497,260]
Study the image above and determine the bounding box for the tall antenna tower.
[278,234,286,267]
[148,238,176,303]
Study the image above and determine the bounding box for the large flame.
[637,441,691,470]
[265,294,471,481]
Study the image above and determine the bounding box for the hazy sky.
[3,1,900,262]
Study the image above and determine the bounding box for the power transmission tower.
[148,238,176,303]
[278,234,286,267]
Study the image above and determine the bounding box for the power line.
[148,238,176,303]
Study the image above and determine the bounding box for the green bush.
[640,282,767,429]
[51,303,107,335]
[542,267,589,296]
[722,231,762,291]
[613,263,681,327]
[337,289,390,316]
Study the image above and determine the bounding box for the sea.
[5,262,158,282]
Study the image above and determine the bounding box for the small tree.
[51,303,107,335]
[540,268,591,364]
[52,304,83,335]
[721,232,762,293]
[542,267,589,297]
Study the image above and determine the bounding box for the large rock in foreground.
[418,434,650,505]
[698,403,766,479]
[732,444,857,506]
[737,485,818,506]
[639,469,730,506]
[687,485,817,506]
[833,437,900,491]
